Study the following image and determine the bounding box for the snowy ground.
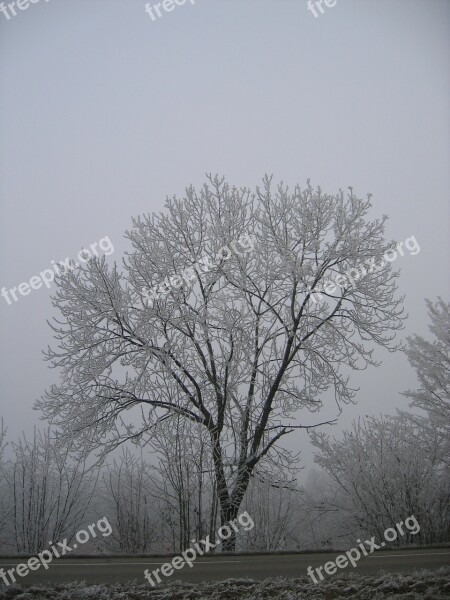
[0,568,449,600]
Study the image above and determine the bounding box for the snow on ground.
[0,568,449,600]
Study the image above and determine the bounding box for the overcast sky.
[0,0,449,473]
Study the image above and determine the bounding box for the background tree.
[310,414,449,544]
[402,298,450,464]
[148,417,215,552]
[241,468,298,551]
[0,420,12,546]
[38,175,405,550]
[100,448,158,553]
[2,429,97,553]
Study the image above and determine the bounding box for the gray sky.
[0,0,449,472]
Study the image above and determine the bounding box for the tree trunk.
[220,502,239,552]
[208,482,218,552]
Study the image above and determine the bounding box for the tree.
[311,414,450,544]
[100,449,159,553]
[241,469,298,551]
[38,175,405,550]
[148,417,216,552]
[403,298,450,463]
[2,429,97,553]
[0,420,12,544]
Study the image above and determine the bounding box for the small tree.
[38,176,405,550]
[3,429,97,553]
[101,449,158,553]
[0,420,12,545]
[241,469,298,551]
[311,414,449,544]
[149,417,215,552]
[403,298,450,463]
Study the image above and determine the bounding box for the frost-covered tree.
[403,298,450,462]
[37,175,405,550]
[100,449,158,553]
[2,429,97,553]
[148,417,216,552]
[0,420,5,457]
[0,420,11,543]
[241,470,298,551]
[311,415,450,544]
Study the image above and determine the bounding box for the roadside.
[0,567,449,600]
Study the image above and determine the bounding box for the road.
[0,548,449,586]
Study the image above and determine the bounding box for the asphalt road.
[0,548,449,586]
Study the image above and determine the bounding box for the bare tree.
[241,468,298,551]
[145,416,218,552]
[38,175,405,550]
[0,420,12,543]
[403,298,450,463]
[3,429,97,553]
[100,448,158,553]
[311,414,449,544]
[0,420,5,457]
